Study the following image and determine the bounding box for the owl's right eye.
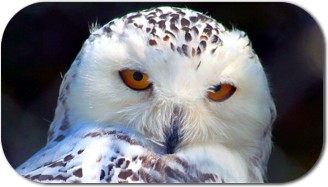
[207,84,236,102]
[119,69,152,91]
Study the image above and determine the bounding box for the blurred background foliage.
[1,2,324,183]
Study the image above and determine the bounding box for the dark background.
[1,2,324,183]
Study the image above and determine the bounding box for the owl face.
[65,7,276,151]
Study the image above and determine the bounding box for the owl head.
[51,7,276,158]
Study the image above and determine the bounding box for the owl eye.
[119,69,152,90]
[207,84,236,102]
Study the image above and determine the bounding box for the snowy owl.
[16,7,276,183]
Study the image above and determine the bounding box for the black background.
[1,2,324,183]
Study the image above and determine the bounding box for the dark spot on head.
[212,35,219,43]
[199,173,217,182]
[192,47,196,57]
[31,174,54,181]
[211,47,217,54]
[39,174,54,181]
[165,166,184,179]
[100,169,105,180]
[131,174,139,181]
[146,12,157,18]
[54,175,68,181]
[107,130,118,134]
[105,176,112,183]
[30,174,41,181]
[176,10,186,16]
[181,27,190,32]
[197,46,201,55]
[185,31,192,42]
[165,30,176,39]
[181,18,190,27]
[110,156,117,162]
[116,134,138,145]
[59,115,69,131]
[159,13,169,19]
[189,16,199,23]
[146,28,151,33]
[176,46,182,55]
[170,17,179,24]
[77,149,84,154]
[73,168,83,178]
[191,26,199,35]
[170,13,180,19]
[148,18,156,24]
[157,20,166,30]
[163,35,170,41]
[200,40,207,50]
[203,24,213,36]
[125,160,130,168]
[128,12,142,20]
[54,135,65,142]
[196,61,202,70]
[197,13,209,22]
[108,164,114,174]
[173,156,189,169]
[84,132,101,138]
[103,25,112,34]
[148,39,157,46]
[150,28,156,35]
[200,35,208,41]
[116,158,125,168]
[126,19,134,24]
[133,23,143,29]
[64,154,74,162]
[49,161,66,168]
[118,169,133,180]
[155,8,163,14]
[132,156,138,162]
[170,42,175,51]
[182,44,189,56]
[154,159,164,172]
[170,23,178,32]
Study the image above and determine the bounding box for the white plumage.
[16,6,276,183]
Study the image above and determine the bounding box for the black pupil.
[133,71,143,81]
[211,85,221,92]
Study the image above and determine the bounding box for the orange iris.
[119,69,151,90]
[207,84,236,101]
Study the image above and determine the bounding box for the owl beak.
[164,108,183,154]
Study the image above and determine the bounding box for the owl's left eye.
[119,69,152,91]
[207,84,236,102]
